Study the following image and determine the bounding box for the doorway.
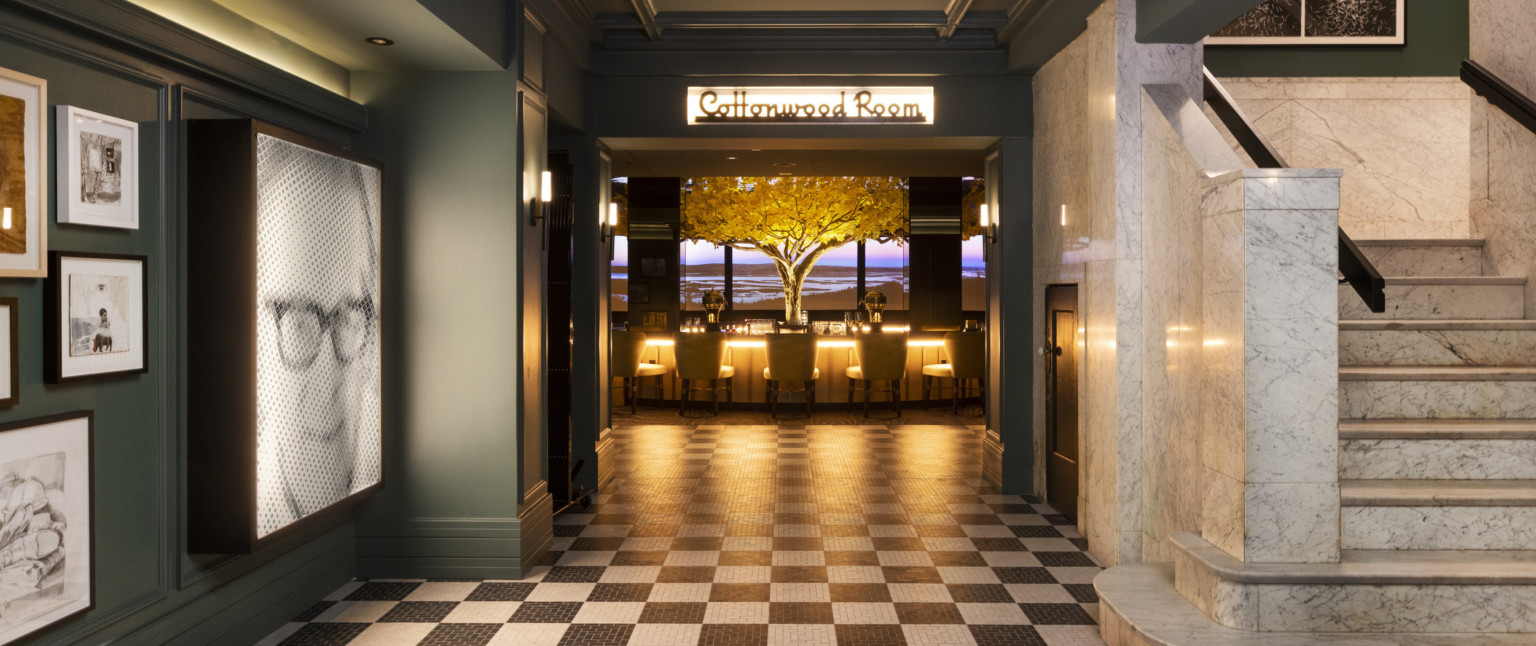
[1045,284,1079,522]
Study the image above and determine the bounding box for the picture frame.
[1205,0,1404,46]
[56,106,138,229]
[0,410,94,646]
[0,66,47,277]
[630,282,650,305]
[0,297,16,409]
[45,251,148,384]
[186,120,384,554]
[641,310,668,329]
[640,256,666,278]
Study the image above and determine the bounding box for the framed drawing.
[56,106,138,229]
[0,66,46,277]
[187,120,383,554]
[640,256,666,278]
[630,282,650,305]
[0,297,16,409]
[45,251,148,383]
[1206,0,1403,45]
[0,411,94,646]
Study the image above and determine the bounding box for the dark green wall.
[0,1,367,643]
[348,70,530,580]
[1204,0,1469,77]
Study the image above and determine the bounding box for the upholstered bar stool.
[674,331,735,416]
[922,331,986,415]
[846,331,908,417]
[611,330,669,414]
[763,332,819,419]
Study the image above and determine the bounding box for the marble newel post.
[1199,169,1341,564]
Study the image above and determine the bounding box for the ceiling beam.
[938,0,975,39]
[1137,0,1266,43]
[998,0,1099,73]
[629,0,661,39]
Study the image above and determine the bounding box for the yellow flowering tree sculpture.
[682,177,908,323]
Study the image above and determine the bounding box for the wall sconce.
[979,204,997,243]
[601,202,618,242]
[531,170,552,226]
[2,208,10,230]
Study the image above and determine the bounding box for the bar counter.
[625,331,961,405]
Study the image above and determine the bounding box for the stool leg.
[895,379,902,417]
[679,378,687,415]
[952,378,960,416]
[629,378,637,414]
[728,377,734,411]
[922,376,930,410]
[847,378,855,412]
[712,378,720,416]
[806,380,814,417]
[768,380,776,418]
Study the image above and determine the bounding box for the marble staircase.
[1098,237,1536,642]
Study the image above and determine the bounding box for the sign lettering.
[686,87,934,125]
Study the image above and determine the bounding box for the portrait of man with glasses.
[253,134,381,538]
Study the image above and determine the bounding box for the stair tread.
[1381,276,1525,285]
[1341,479,1536,506]
[1341,319,1536,331]
[1172,532,1536,585]
[1352,238,1485,247]
[1339,366,1536,380]
[1340,419,1536,439]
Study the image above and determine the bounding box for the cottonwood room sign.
[686,87,934,124]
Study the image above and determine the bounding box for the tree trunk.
[776,261,806,323]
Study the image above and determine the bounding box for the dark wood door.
[1045,285,1079,523]
[547,151,574,507]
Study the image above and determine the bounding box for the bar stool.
[612,330,668,413]
[763,332,819,419]
[674,331,735,416]
[846,331,908,417]
[922,331,985,415]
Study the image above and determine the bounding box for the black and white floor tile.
[260,425,1106,645]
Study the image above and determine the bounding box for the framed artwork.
[0,411,94,646]
[640,257,666,278]
[630,282,650,305]
[641,310,668,329]
[0,297,16,409]
[186,120,383,553]
[1206,0,1403,45]
[0,66,46,277]
[45,251,148,384]
[56,106,138,229]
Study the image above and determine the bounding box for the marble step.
[1339,276,1526,320]
[1353,238,1486,277]
[1340,437,1536,479]
[1341,480,1536,550]
[1340,319,1536,366]
[1155,532,1536,635]
[1339,418,1536,440]
[1100,562,1536,643]
[1339,367,1536,419]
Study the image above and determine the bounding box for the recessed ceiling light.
[778,172,793,176]
[772,162,797,169]
[725,156,738,160]
[365,36,394,46]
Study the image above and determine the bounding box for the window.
[611,235,628,312]
[864,238,909,311]
[961,235,985,312]
[680,240,727,312]
[731,246,780,311]
[803,243,860,311]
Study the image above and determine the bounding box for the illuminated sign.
[686,87,934,125]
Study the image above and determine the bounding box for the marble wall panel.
[1215,78,1471,239]
[1471,0,1536,100]
[1199,467,1244,560]
[1475,99,1536,316]
[1244,483,1339,563]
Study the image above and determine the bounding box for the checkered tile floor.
[260,425,1106,645]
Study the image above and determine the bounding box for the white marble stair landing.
[1340,419,1536,480]
[1340,319,1536,366]
[1341,480,1536,550]
[1098,563,1536,645]
[1338,366,1536,419]
[1339,276,1526,320]
[1352,238,1485,277]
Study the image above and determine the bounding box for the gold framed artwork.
[0,66,47,277]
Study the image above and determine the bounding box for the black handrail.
[1202,67,1386,314]
[1462,59,1536,137]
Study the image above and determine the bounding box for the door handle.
[1039,345,1063,357]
